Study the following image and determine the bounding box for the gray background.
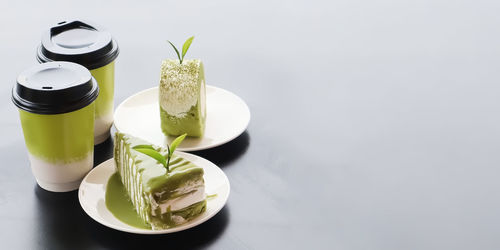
[1,0,500,249]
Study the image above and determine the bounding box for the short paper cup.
[12,62,99,192]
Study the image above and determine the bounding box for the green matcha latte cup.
[12,62,99,192]
[37,20,119,144]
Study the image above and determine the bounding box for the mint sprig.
[167,36,195,64]
[167,133,187,169]
[132,133,187,173]
[167,41,181,63]
[132,145,167,169]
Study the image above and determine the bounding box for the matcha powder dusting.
[159,59,201,117]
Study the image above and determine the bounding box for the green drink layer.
[159,59,206,137]
[19,103,95,163]
[114,132,206,230]
[90,61,115,118]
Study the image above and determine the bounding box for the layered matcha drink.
[37,20,119,144]
[12,62,99,192]
[113,132,206,229]
[160,37,206,137]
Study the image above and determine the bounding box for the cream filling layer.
[150,182,205,215]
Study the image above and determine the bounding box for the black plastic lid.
[37,20,119,70]
[12,62,99,114]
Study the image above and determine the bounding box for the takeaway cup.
[37,20,119,144]
[12,62,99,192]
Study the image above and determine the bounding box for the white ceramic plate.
[114,85,250,151]
[78,152,230,234]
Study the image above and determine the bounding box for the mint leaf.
[166,133,187,170]
[181,36,195,64]
[167,40,181,63]
[170,133,187,157]
[132,134,187,174]
[132,145,168,171]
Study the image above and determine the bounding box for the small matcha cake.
[114,132,206,230]
[159,37,206,137]
[159,59,206,137]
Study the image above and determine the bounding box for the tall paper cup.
[37,20,119,144]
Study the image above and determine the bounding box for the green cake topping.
[159,59,203,118]
[114,133,203,194]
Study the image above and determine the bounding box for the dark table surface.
[2,0,500,249]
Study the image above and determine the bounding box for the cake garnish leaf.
[170,133,187,155]
[132,134,187,173]
[166,133,187,171]
[167,40,181,64]
[181,36,195,64]
[132,146,168,170]
[167,36,194,64]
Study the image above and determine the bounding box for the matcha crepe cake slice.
[160,36,206,137]
[114,132,206,230]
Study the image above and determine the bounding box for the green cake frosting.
[159,59,206,137]
[113,132,206,229]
